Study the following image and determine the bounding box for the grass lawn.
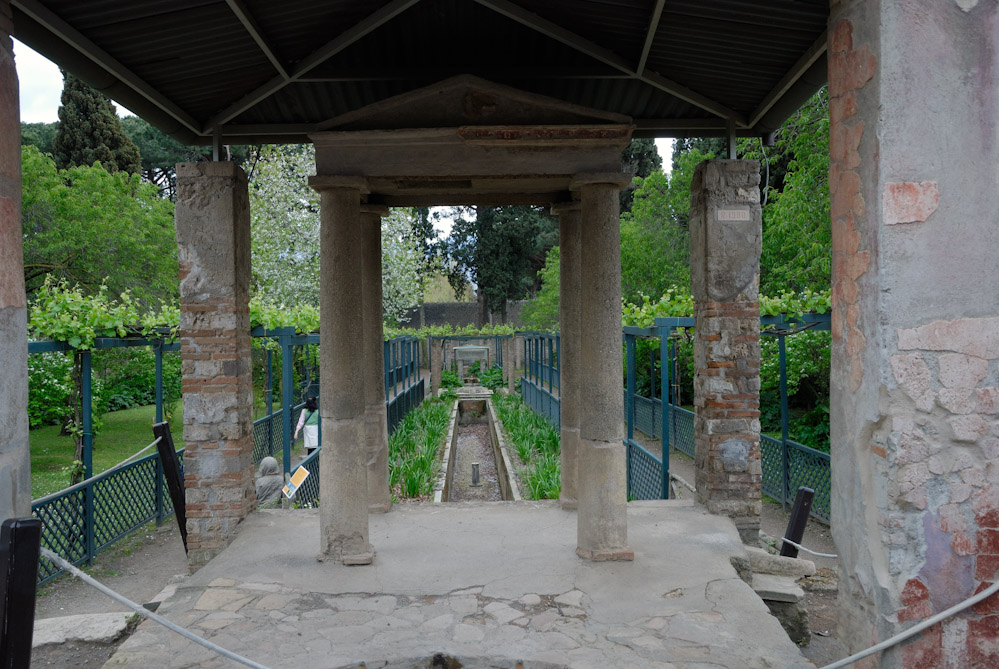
[30,403,184,500]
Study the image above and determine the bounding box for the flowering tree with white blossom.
[248,144,425,324]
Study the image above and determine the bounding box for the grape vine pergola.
[3,2,998,662]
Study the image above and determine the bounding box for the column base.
[559,495,577,510]
[317,549,376,566]
[368,502,392,514]
[576,546,634,562]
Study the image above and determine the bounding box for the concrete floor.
[106,500,812,668]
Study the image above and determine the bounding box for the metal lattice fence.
[32,449,183,585]
[626,440,665,500]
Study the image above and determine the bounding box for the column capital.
[360,204,389,218]
[570,172,633,191]
[308,175,370,194]
[550,201,581,217]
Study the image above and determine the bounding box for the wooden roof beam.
[748,30,827,129]
[474,0,744,124]
[636,0,666,75]
[202,0,424,132]
[12,0,201,135]
[225,0,289,80]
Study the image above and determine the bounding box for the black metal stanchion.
[780,486,814,558]
[0,517,42,669]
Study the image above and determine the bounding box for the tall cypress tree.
[53,72,142,174]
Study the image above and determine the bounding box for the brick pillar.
[829,4,999,665]
[175,162,254,567]
[571,174,633,561]
[360,204,390,514]
[310,176,374,565]
[689,159,762,544]
[0,0,30,522]
[552,202,581,510]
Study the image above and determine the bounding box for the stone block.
[746,546,816,578]
[752,573,805,603]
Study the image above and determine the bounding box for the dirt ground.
[31,521,189,668]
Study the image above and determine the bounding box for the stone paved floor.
[106,501,813,668]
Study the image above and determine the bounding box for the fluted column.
[360,204,391,513]
[552,202,581,511]
[571,174,633,561]
[309,176,374,565]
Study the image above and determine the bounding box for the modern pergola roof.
[12,0,829,146]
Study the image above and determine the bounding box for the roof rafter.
[202,0,423,133]
[748,30,827,129]
[636,0,666,75]
[225,0,289,80]
[12,0,201,135]
[473,0,744,124]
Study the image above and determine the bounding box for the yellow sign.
[282,465,310,498]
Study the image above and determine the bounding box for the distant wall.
[403,300,530,328]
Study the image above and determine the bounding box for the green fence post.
[81,349,95,564]
[779,328,791,511]
[281,331,294,479]
[659,325,671,500]
[154,342,164,424]
[266,348,274,456]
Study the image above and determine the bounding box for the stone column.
[175,162,255,567]
[552,202,581,510]
[0,1,30,522]
[688,159,762,545]
[360,204,390,513]
[829,5,999,665]
[310,176,374,565]
[571,174,633,561]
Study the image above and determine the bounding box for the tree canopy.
[21,145,178,304]
[52,73,142,175]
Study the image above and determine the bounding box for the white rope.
[40,548,272,669]
[669,472,696,493]
[104,436,162,474]
[821,577,999,668]
[780,537,838,559]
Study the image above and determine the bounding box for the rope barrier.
[821,577,999,668]
[104,436,162,474]
[39,548,272,669]
[779,537,838,559]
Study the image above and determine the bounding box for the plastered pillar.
[688,159,762,544]
[0,0,30,522]
[310,176,374,565]
[175,162,255,567]
[360,204,391,513]
[553,202,581,511]
[572,174,633,561]
[828,4,999,665]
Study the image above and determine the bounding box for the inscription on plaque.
[716,208,751,222]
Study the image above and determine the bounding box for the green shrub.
[479,365,504,390]
[27,352,73,428]
[493,394,560,500]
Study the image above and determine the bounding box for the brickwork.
[0,0,30,521]
[689,160,762,542]
[175,162,255,567]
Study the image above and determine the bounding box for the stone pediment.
[316,75,631,131]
